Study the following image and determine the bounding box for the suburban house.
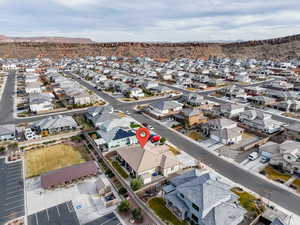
[162,170,246,225]
[116,144,183,184]
[202,118,243,144]
[96,127,138,149]
[175,108,208,127]
[244,86,266,96]
[239,110,283,134]
[273,100,300,112]
[267,140,300,174]
[32,115,78,135]
[148,100,183,118]
[264,80,294,90]
[85,106,116,128]
[247,96,276,106]
[221,85,247,98]
[266,90,299,101]
[0,124,16,141]
[284,123,300,141]
[65,89,93,105]
[182,93,205,106]
[25,82,42,94]
[129,87,145,98]
[219,103,245,118]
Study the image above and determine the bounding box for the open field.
[25,143,90,178]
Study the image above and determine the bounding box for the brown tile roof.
[41,161,99,189]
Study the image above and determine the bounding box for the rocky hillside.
[0,35,94,44]
[0,34,299,60]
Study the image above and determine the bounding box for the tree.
[0,146,5,153]
[130,177,143,191]
[118,200,131,213]
[131,208,143,221]
[160,137,166,144]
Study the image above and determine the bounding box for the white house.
[129,87,144,98]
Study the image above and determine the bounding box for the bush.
[160,137,166,144]
[118,187,127,195]
[0,146,5,153]
[118,200,131,213]
[131,208,143,221]
[112,161,129,179]
[130,177,143,191]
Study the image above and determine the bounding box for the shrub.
[160,137,166,144]
[118,200,131,213]
[131,177,143,191]
[118,187,127,195]
[131,208,143,221]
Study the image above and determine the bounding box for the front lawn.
[262,165,291,182]
[292,179,300,192]
[25,143,90,178]
[187,131,204,141]
[111,160,129,179]
[148,198,188,225]
[168,145,181,155]
[231,187,264,215]
[130,123,141,129]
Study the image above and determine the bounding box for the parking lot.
[0,158,25,225]
[27,201,80,225]
[85,212,122,225]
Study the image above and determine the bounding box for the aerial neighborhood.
[1,54,300,225]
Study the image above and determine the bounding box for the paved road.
[0,71,15,124]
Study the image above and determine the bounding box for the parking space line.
[5,204,24,211]
[35,213,39,225]
[6,194,24,200]
[101,217,117,225]
[6,189,22,195]
[46,208,50,221]
[56,205,61,216]
[6,198,24,205]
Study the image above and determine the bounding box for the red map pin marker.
[136,127,150,148]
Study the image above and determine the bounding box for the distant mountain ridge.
[0,34,299,60]
[0,35,94,43]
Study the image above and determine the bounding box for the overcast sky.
[1,0,300,42]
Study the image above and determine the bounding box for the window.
[192,203,199,211]
[180,193,184,198]
[191,214,198,223]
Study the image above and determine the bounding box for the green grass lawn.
[263,166,292,182]
[231,187,264,215]
[130,123,141,129]
[111,160,129,179]
[148,198,188,225]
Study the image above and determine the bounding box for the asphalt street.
[0,71,15,124]
[0,158,25,225]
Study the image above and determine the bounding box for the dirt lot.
[25,143,90,178]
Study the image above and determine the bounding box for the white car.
[248,152,259,161]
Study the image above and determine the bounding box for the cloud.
[0,0,300,41]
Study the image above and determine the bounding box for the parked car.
[150,135,160,143]
[260,156,270,164]
[248,152,259,161]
